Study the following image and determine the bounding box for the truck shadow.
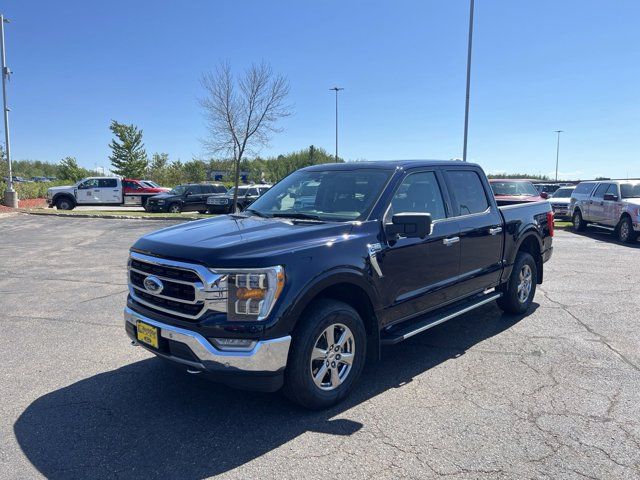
[566,227,640,248]
[14,302,537,480]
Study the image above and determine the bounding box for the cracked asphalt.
[0,214,638,479]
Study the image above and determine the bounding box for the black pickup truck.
[125,160,553,409]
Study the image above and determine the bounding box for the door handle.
[443,236,460,246]
[489,226,503,235]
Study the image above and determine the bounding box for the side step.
[380,291,502,345]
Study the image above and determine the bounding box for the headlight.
[212,266,284,321]
[157,199,165,204]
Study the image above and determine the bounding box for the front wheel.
[497,251,537,314]
[283,300,366,410]
[617,216,637,244]
[168,203,181,214]
[572,210,586,231]
[55,197,75,211]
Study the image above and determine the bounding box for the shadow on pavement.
[566,226,640,248]
[14,303,536,479]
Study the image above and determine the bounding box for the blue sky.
[2,0,639,179]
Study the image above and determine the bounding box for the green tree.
[146,152,169,184]
[58,157,87,182]
[108,120,148,178]
[183,159,207,183]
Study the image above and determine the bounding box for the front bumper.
[145,204,169,212]
[124,307,291,391]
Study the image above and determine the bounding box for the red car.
[123,179,170,207]
[489,179,548,205]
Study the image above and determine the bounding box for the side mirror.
[540,192,549,199]
[185,191,192,197]
[385,213,432,239]
[603,193,618,201]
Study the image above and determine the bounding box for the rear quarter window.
[446,170,490,216]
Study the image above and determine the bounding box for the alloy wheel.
[309,323,355,391]
[517,264,533,303]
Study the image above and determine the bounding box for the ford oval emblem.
[143,275,164,295]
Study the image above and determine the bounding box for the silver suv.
[569,180,640,243]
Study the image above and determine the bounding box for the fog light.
[210,337,256,351]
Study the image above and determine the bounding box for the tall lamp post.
[1,14,17,208]
[462,0,475,162]
[330,86,343,162]
[554,130,563,182]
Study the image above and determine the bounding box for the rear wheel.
[55,197,74,211]
[283,299,366,409]
[168,203,181,214]
[497,251,537,314]
[572,210,586,231]
[617,216,637,243]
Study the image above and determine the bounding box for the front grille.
[130,259,200,282]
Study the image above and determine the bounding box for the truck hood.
[623,197,640,207]
[131,214,356,268]
[549,197,570,205]
[47,185,75,194]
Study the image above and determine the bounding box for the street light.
[462,0,475,162]
[554,130,563,181]
[330,87,343,163]
[1,13,17,207]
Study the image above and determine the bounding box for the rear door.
[379,169,461,323]
[444,168,504,298]
[588,183,609,223]
[98,178,121,203]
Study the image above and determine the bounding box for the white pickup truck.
[47,177,168,210]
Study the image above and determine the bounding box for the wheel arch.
[288,270,380,362]
[516,233,543,284]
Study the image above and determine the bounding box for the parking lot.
[0,214,638,479]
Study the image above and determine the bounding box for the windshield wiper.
[272,212,323,221]
[244,208,271,218]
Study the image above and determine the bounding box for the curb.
[22,211,203,221]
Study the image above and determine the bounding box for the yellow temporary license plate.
[136,321,159,348]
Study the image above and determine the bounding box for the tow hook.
[130,340,139,346]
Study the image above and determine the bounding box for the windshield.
[248,169,393,222]
[490,181,539,197]
[620,182,640,198]
[144,181,160,188]
[552,187,575,198]
[170,185,187,195]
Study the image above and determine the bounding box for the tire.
[497,251,537,314]
[617,216,637,244]
[572,209,586,231]
[198,210,208,214]
[168,203,181,214]
[283,299,367,410]
[55,196,75,211]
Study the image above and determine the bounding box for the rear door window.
[188,185,202,195]
[573,183,596,195]
[98,178,118,188]
[445,170,490,216]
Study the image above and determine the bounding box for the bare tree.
[200,61,291,211]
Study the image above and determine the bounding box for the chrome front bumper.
[124,307,291,374]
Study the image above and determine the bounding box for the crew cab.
[125,161,553,409]
[206,184,271,214]
[47,177,168,210]
[569,180,640,243]
[145,183,228,214]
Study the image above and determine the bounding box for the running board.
[380,292,503,345]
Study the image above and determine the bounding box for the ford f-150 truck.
[125,160,553,409]
[47,177,168,210]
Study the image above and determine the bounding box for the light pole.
[1,14,17,207]
[462,0,475,162]
[330,86,343,162]
[554,130,563,182]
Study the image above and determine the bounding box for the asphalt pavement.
[0,214,638,479]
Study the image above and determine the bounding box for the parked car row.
[47,176,272,213]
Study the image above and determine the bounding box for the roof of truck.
[302,160,478,171]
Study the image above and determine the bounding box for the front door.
[184,185,204,211]
[75,178,101,204]
[378,170,461,326]
[443,169,504,297]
